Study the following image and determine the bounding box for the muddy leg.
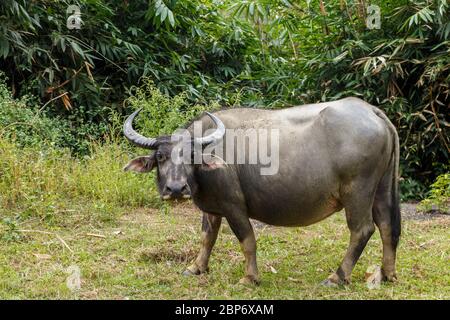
[226,215,260,285]
[183,213,222,276]
[324,194,375,286]
[373,196,399,281]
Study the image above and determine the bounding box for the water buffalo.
[123,97,400,286]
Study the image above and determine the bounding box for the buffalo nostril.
[166,186,172,193]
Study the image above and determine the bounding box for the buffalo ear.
[123,156,155,173]
[200,156,226,171]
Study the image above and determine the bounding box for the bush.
[0,72,109,155]
[418,172,450,213]
[0,74,67,149]
[0,0,250,119]
[125,79,220,137]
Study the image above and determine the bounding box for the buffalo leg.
[324,192,376,285]
[226,215,260,285]
[373,194,398,281]
[183,213,222,275]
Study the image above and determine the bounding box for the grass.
[1,65,448,300]
[0,136,449,300]
[0,202,449,299]
[0,137,160,215]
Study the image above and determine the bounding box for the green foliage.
[400,176,428,202]
[0,72,108,155]
[0,0,449,199]
[0,0,256,151]
[0,0,250,114]
[125,79,220,138]
[419,172,450,213]
[228,0,450,198]
[0,73,67,148]
[0,216,22,242]
[0,136,160,224]
[0,76,213,226]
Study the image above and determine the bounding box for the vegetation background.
[0,0,448,299]
[0,0,448,198]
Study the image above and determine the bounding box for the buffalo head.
[123,109,225,200]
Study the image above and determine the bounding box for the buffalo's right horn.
[123,108,159,149]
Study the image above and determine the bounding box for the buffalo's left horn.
[123,108,159,149]
[195,112,226,146]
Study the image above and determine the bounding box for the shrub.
[125,79,220,138]
[0,0,250,120]
[0,72,107,155]
[0,73,67,149]
[418,172,450,213]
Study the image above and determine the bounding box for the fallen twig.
[18,229,74,253]
[85,233,106,239]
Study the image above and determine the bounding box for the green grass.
[0,137,160,215]
[0,136,448,300]
[1,202,449,299]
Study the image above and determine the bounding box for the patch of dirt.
[122,202,448,233]
[139,247,197,264]
[251,202,449,229]
[251,219,271,230]
[120,201,200,224]
[401,202,449,221]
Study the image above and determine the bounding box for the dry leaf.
[269,265,278,274]
[61,93,72,110]
[85,61,94,81]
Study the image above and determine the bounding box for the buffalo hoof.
[320,278,339,287]
[239,275,260,286]
[381,270,397,282]
[182,264,208,276]
[182,269,200,276]
[321,273,348,287]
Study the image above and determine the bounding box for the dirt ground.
[400,202,449,221]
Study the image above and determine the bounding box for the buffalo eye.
[156,152,166,162]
